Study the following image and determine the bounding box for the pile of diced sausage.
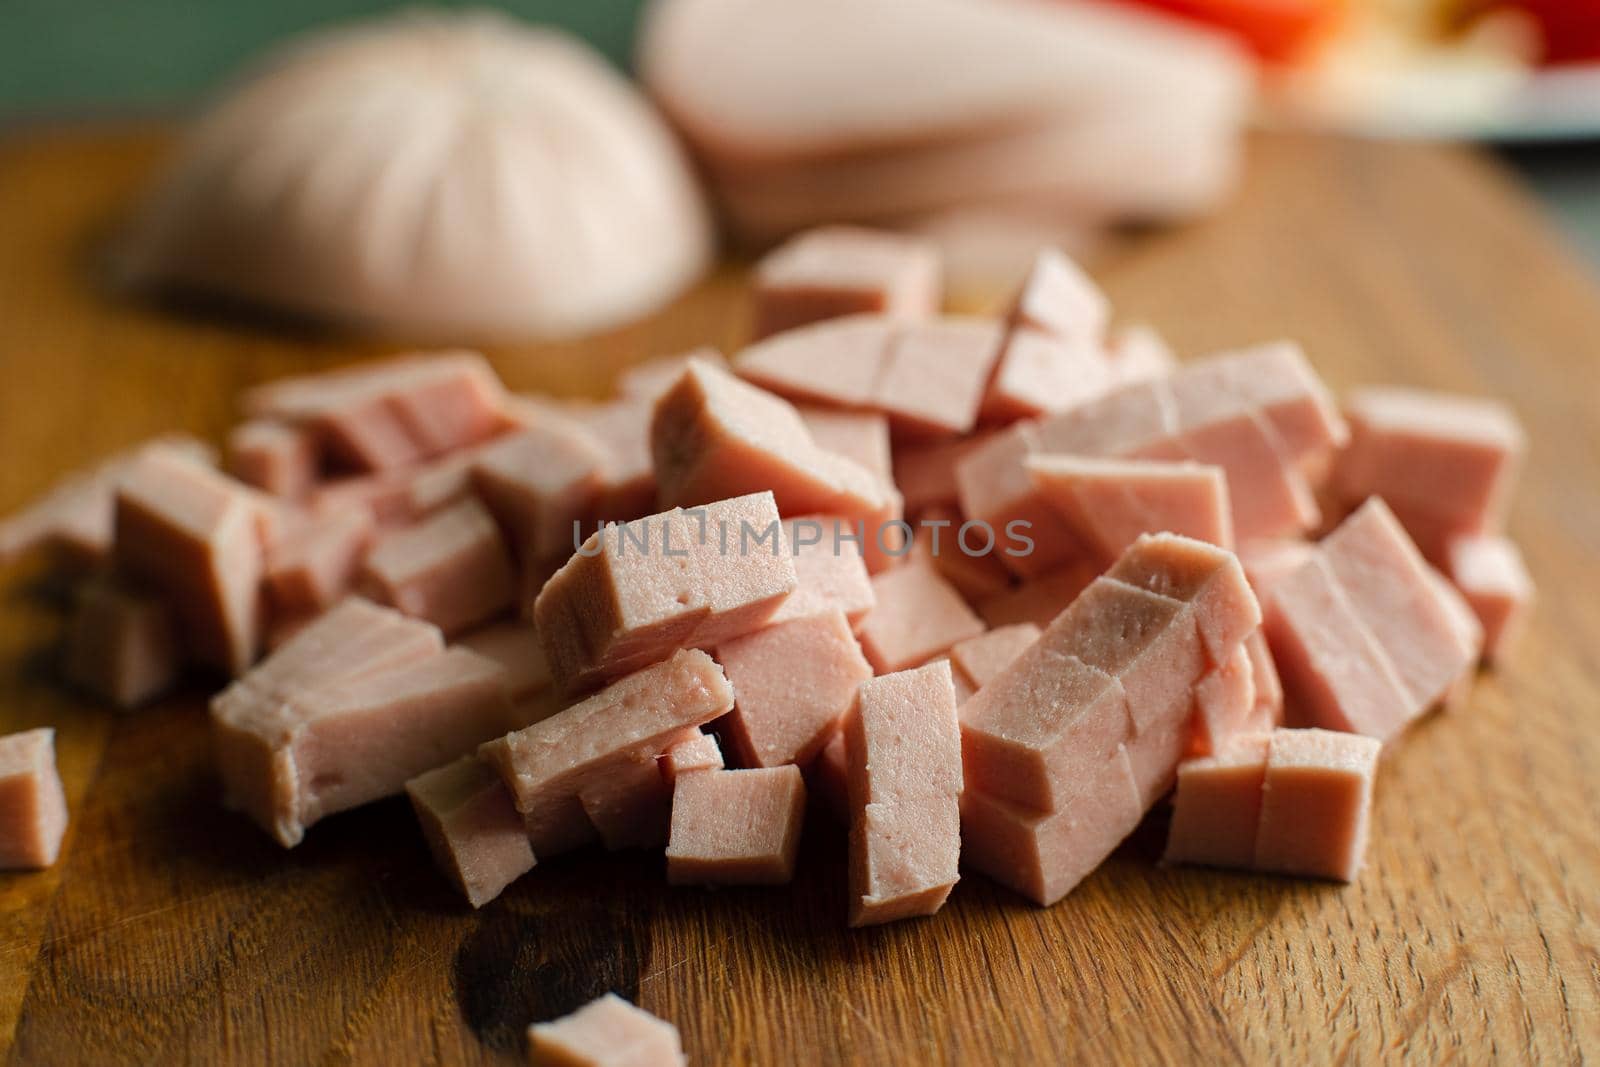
[0,226,1531,1065]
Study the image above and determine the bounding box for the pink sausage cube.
[1238,538,1316,607]
[1254,728,1381,882]
[799,407,893,484]
[113,449,264,676]
[472,420,607,563]
[908,506,1014,603]
[877,318,1003,438]
[751,226,941,340]
[959,745,1141,907]
[1107,324,1178,387]
[1445,534,1533,663]
[1188,644,1257,759]
[666,765,807,885]
[1319,499,1479,714]
[1026,455,1233,559]
[455,621,553,704]
[844,661,963,926]
[214,640,511,848]
[652,359,901,572]
[62,577,179,709]
[578,755,674,851]
[716,609,872,769]
[616,348,727,402]
[948,623,1041,697]
[856,563,984,674]
[1243,629,1284,730]
[975,562,1097,630]
[1334,386,1524,541]
[660,730,724,784]
[406,755,535,908]
[981,328,1117,424]
[892,432,997,516]
[227,420,317,499]
[1007,248,1110,349]
[528,993,685,1067]
[1106,532,1263,668]
[360,498,516,637]
[734,315,896,408]
[1170,383,1317,543]
[1178,342,1347,468]
[534,493,797,691]
[265,507,376,616]
[0,728,69,869]
[479,650,734,857]
[1058,577,1204,735]
[766,516,876,627]
[1162,732,1270,871]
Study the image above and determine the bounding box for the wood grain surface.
[0,126,1596,1066]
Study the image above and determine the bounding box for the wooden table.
[0,127,1595,1066]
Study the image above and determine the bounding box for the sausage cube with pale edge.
[856,564,984,674]
[948,623,1040,697]
[878,318,1003,437]
[1162,733,1271,870]
[478,650,734,858]
[666,766,807,885]
[1189,644,1257,758]
[751,226,940,340]
[63,578,179,709]
[0,729,68,869]
[1445,534,1532,662]
[113,449,264,676]
[471,420,607,562]
[227,420,316,499]
[982,328,1117,423]
[579,756,675,851]
[1026,455,1233,559]
[1255,728,1381,882]
[660,730,723,784]
[528,993,685,1067]
[406,756,534,908]
[360,497,515,636]
[766,516,875,627]
[717,609,872,768]
[734,316,895,408]
[265,508,376,616]
[845,661,963,926]
[975,563,1096,631]
[533,493,795,691]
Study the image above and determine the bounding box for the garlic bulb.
[121,10,713,340]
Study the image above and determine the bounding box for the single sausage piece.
[0,728,69,870]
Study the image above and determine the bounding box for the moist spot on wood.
[453,896,641,1052]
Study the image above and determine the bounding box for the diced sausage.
[0,728,69,870]
[666,765,807,884]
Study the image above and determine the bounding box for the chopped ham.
[264,507,375,616]
[652,358,903,571]
[766,516,876,627]
[1265,499,1477,742]
[799,407,893,483]
[455,621,554,704]
[660,730,724,783]
[1334,387,1523,556]
[478,649,734,857]
[1179,342,1347,471]
[960,746,1141,907]
[666,765,807,884]
[974,562,1097,630]
[559,398,661,524]
[533,493,796,691]
[406,755,535,908]
[243,351,507,472]
[227,420,316,499]
[471,419,607,562]
[1108,324,1178,386]
[1243,629,1284,729]
[717,608,873,768]
[959,535,1260,902]
[734,315,895,408]
[1444,534,1532,663]
[981,328,1117,423]
[876,318,1003,437]
[527,994,685,1067]
[907,506,1012,602]
[1006,248,1110,349]
[752,226,940,339]
[579,755,675,851]
[1188,644,1257,758]
[948,623,1041,698]
[113,448,265,676]
[1254,728,1381,882]
[62,577,179,709]
[1026,455,1233,559]
[1162,732,1269,870]
[855,563,984,673]
[0,728,69,869]
[1237,538,1316,605]
[844,661,963,926]
[359,498,515,636]
[892,432,997,515]
[0,435,215,569]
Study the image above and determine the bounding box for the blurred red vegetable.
[1113,0,1346,63]
[1498,0,1600,63]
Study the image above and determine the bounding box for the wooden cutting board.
[0,126,1595,1066]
